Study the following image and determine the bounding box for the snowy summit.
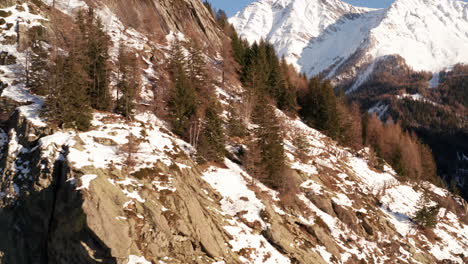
[230,0,468,88]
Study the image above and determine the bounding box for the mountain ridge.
[230,0,468,89]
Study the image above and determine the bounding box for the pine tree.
[251,99,286,190]
[230,31,248,67]
[215,9,228,29]
[299,77,339,138]
[187,40,211,96]
[168,40,198,138]
[414,195,440,228]
[319,80,340,138]
[116,43,140,118]
[44,41,92,131]
[172,70,197,138]
[227,103,247,138]
[198,101,226,163]
[277,58,298,113]
[77,8,111,111]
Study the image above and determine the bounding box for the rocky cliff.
[0,1,467,264]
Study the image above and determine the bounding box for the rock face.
[0,1,467,264]
[93,0,223,47]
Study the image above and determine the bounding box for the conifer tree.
[419,141,439,184]
[300,77,339,138]
[216,10,228,29]
[77,8,111,111]
[44,41,92,131]
[187,41,210,95]
[198,101,226,163]
[414,195,440,228]
[336,100,363,150]
[230,31,248,67]
[227,103,247,138]
[277,58,297,113]
[168,40,198,138]
[251,99,286,190]
[116,43,140,118]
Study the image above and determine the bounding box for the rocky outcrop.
[90,0,223,49]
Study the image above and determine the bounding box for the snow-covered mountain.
[230,0,468,90]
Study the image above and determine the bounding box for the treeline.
[26,8,139,130]
[364,114,440,184]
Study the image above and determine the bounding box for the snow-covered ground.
[203,107,468,263]
[0,4,47,126]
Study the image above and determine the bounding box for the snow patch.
[202,159,265,225]
[76,174,98,190]
[41,0,87,15]
[368,102,388,119]
[224,220,291,264]
[127,255,151,264]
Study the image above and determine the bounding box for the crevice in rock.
[43,146,68,263]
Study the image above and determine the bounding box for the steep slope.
[0,1,467,264]
[231,0,468,89]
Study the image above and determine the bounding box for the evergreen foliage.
[187,40,212,96]
[168,40,198,138]
[414,195,440,228]
[299,77,340,139]
[230,31,249,67]
[215,9,228,29]
[231,37,297,113]
[198,101,226,163]
[167,39,226,163]
[41,7,112,131]
[77,8,111,111]
[44,44,92,131]
[116,43,140,118]
[227,104,247,138]
[250,99,286,190]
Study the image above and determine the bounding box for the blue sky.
[209,0,396,16]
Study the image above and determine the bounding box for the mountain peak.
[231,0,468,89]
